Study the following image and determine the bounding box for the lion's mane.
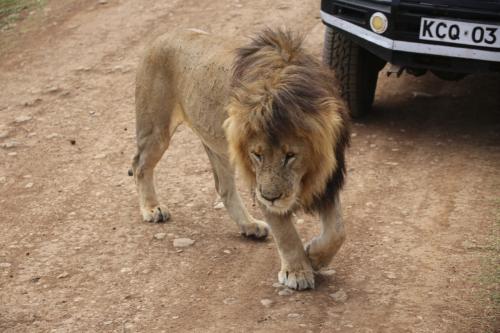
[224,29,350,212]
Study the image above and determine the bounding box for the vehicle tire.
[323,26,385,118]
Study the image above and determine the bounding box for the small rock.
[365,202,375,208]
[287,313,301,319]
[172,316,179,320]
[98,0,108,4]
[46,86,61,94]
[69,139,76,145]
[385,162,399,166]
[0,177,6,183]
[0,262,12,268]
[186,28,210,35]
[0,130,9,139]
[76,66,91,72]
[260,299,273,307]
[94,153,106,159]
[351,132,357,138]
[173,238,195,248]
[278,288,294,296]
[272,282,284,288]
[213,201,224,209]
[8,152,17,156]
[57,272,69,279]
[330,289,348,303]
[1,141,19,149]
[385,272,397,279]
[296,218,304,224]
[321,269,336,276]
[23,98,42,107]
[154,233,167,240]
[223,297,237,305]
[15,115,32,123]
[369,144,377,148]
[25,183,34,189]
[120,267,132,273]
[223,249,231,254]
[46,133,60,139]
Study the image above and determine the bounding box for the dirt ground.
[0,0,499,332]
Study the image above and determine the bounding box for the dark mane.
[226,28,350,212]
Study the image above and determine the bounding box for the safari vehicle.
[320,0,500,117]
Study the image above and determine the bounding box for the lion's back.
[139,30,237,151]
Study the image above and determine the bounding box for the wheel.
[323,26,385,118]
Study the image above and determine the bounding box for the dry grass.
[0,0,44,29]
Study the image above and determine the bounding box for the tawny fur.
[131,28,349,290]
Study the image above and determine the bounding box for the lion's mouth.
[256,192,295,214]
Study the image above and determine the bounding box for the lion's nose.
[260,190,282,203]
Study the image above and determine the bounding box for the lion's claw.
[278,266,315,290]
[142,205,170,223]
[240,220,269,239]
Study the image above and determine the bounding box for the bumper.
[320,0,500,73]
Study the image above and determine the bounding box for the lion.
[130,28,350,290]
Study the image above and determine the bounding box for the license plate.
[419,17,500,49]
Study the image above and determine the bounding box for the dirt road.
[0,1,498,332]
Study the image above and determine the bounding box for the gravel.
[154,233,167,240]
[14,115,32,123]
[260,299,273,307]
[330,289,348,303]
[173,238,195,248]
[278,288,294,296]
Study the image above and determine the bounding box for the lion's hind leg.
[203,145,269,239]
[305,193,346,270]
[132,54,183,223]
[132,131,171,223]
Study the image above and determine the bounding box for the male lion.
[131,28,350,290]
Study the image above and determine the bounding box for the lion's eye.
[250,152,262,164]
[284,152,296,166]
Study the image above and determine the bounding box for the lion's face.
[247,136,309,214]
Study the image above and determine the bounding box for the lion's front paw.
[278,262,315,290]
[305,237,335,271]
[141,205,170,223]
[240,219,269,239]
